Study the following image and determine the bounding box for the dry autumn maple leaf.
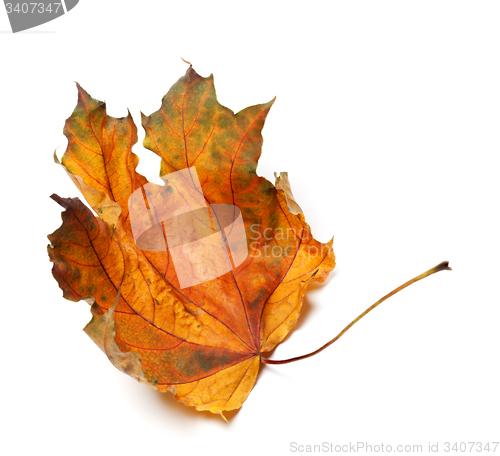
[48,66,449,419]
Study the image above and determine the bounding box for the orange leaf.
[48,66,335,417]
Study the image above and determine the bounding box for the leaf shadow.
[151,387,240,424]
[293,268,338,333]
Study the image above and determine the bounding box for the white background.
[1,1,499,455]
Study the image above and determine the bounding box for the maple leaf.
[48,66,450,419]
[48,66,336,417]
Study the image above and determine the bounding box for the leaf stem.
[261,261,451,365]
